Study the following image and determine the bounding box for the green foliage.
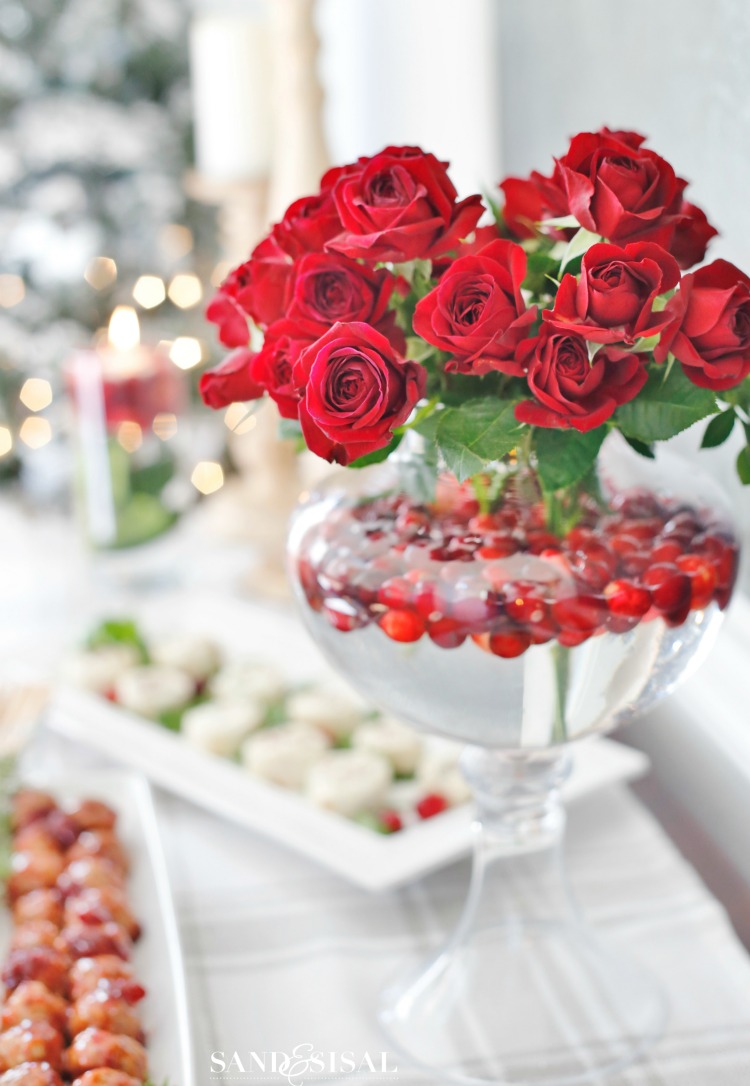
[435,399,524,482]
[534,427,606,492]
[86,619,149,664]
[523,251,561,296]
[737,446,750,485]
[615,365,717,442]
[559,228,601,275]
[623,435,656,459]
[701,409,736,449]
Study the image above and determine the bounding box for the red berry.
[379,809,403,833]
[651,540,682,564]
[488,626,532,658]
[428,616,466,649]
[676,554,717,609]
[552,594,607,633]
[503,582,550,626]
[378,608,425,643]
[604,579,652,618]
[642,563,691,624]
[322,598,370,632]
[416,793,449,819]
[377,576,413,609]
[606,612,641,634]
[469,513,500,533]
[557,628,593,647]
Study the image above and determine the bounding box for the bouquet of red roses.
[200,130,750,492]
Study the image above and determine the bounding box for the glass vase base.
[379,919,667,1086]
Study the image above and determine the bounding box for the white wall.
[317,0,502,197]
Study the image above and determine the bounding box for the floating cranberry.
[469,513,501,533]
[503,582,550,627]
[527,530,561,554]
[676,555,717,609]
[322,598,370,632]
[604,580,652,618]
[428,616,466,649]
[378,608,425,643]
[416,793,449,819]
[606,612,641,634]
[557,628,593,648]
[642,563,692,624]
[488,625,532,658]
[612,491,663,518]
[377,577,413,609]
[552,595,607,633]
[651,540,682,564]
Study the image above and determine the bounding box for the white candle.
[189,10,273,182]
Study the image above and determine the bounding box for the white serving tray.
[49,688,648,892]
[12,768,194,1086]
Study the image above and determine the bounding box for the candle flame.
[108,305,140,351]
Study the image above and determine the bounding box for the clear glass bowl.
[287,432,739,1086]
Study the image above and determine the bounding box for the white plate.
[13,767,194,1086]
[49,687,648,892]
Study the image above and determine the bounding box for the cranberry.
[527,530,561,554]
[377,577,413,609]
[379,809,403,833]
[606,612,641,634]
[322,598,370,632]
[676,554,718,609]
[612,491,663,518]
[651,540,682,564]
[503,582,550,626]
[488,625,532,658]
[642,563,692,624]
[604,580,652,618]
[416,793,449,819]
[557,628,593,647]
[428,616,466,649]
[609,533,640,559]
[469,513,501,533]
[552,595,607,633]
[378,608,425,643]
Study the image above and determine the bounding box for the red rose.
[655,259,750,390]
[515,327,648,432]
[413,239,536,376]
[293,322,426,464]
[671,201,718,269]
[206,236,294,344]
[248,321,310,419]
[327,146,483,263]
[499,171,569,240]
[546,241,680,344]
[287,252,396,333]
[199,348,264,410]
[553,130,685,246]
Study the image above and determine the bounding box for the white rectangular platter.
[13,767,194,1086]
[49,687,648,893]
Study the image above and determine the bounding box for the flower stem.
[551,642,569,744]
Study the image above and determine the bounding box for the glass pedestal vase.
[287,432,738,1084]
[380,747,666,1085]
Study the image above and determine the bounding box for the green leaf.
[278,418,303,441]
[348,433,403,469]
[523,251,561,296]
[615,365,717,442]
[701,409,736,449]
[623,435,655,459]
[737,446,750,485]
[436,399,524,482]
[86,619,149,664]
[559,228,601,275]
[534,427,607,492]
[540,214,580,230]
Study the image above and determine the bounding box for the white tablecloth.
[38,727,750,1086]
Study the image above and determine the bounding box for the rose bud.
[199,348,265,410]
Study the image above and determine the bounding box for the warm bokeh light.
[168,273,203,309]
[133,275,166,309]
[224,402,257,435]
[84,257,117,291]
[159,223,194,259]
[19,378,53,412]
[152,413,178,441]
[0,274,25,308]
[0,427,13,458]
[108,306,141,351]
[210,261,232,287]
[19,416,52,449]
[116,420,143,453]
[191,460,224,495]
[169,336,203,370]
